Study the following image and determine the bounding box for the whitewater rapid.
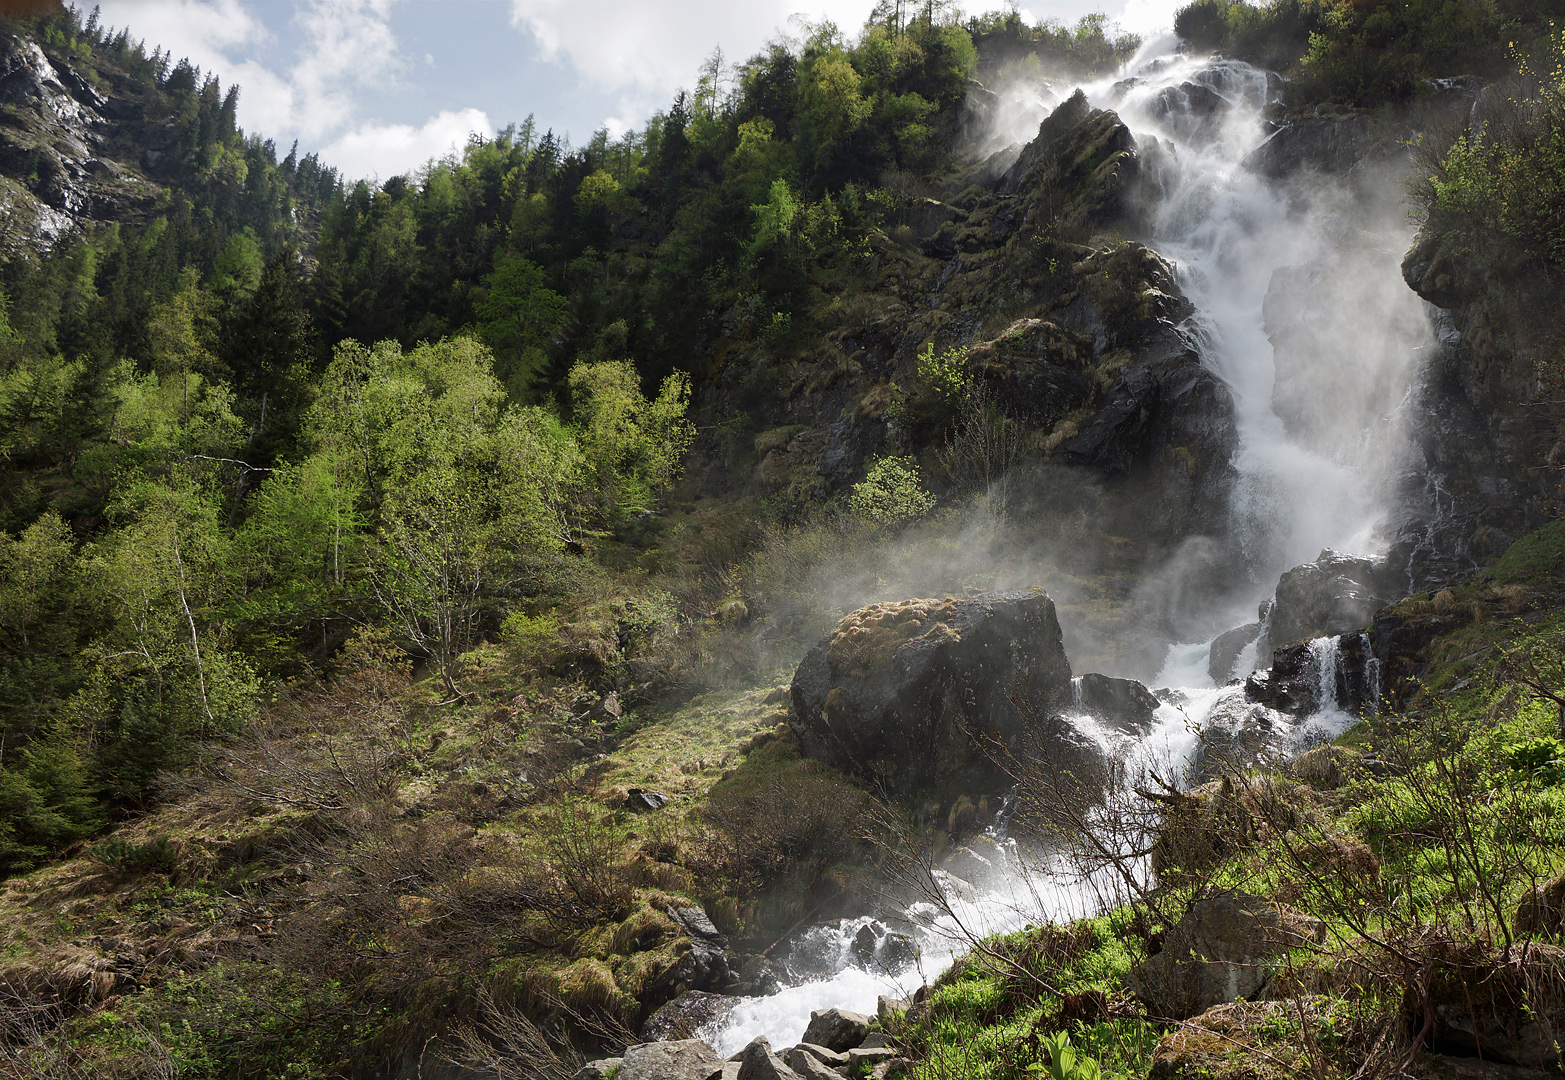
[706,38,1421,1053]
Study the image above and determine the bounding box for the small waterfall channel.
[705,37,1422,1054]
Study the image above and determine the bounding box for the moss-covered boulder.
[788,589,1082,801]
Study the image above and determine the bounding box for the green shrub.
[85,836,177,874]
[1504,735,1565,781]
[915,342,971,407]
[502,611,562,668]
[849,456,935,527]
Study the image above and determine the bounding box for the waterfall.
[1308,635,1342,712]
[705,38,1428,1054]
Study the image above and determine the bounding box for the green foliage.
[849,456,936,526]
[476,255,570,396]
[1034,1033,1102,1080]
[568,360,695,525]
[85,836,177,874]
[502,610,562,668]
[916,341,971,406]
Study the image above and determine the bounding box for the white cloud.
[322,108,496,182]
[508,0,879,97]
[96,0,491,179]
[95,0,268,77]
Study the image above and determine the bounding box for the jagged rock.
[1244,113,1376,177]
[647,907,730,1006]
[800,1007,872,1052]
[848,1047,896,1067]
[1075,672,1160,734]
[1264,551,1392,656]
[878,994,911,1020]
[640,990,741,1042]
[789,1043,846,1067]
[789,590,1085,801]
[626,789,669,812]
[619,1039,723,1080]
[1180,690,1284,780]
[1245,631,1377,718]
[848,921,916,974]
[782,1046,845,1080]
[1208,622,1261,684]
[736,1036,804,1080]
[1129,892,1326,1019]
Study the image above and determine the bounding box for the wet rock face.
[1245,631,1377,718]
[1207,622,1261,684]
[1395,228,1559,587]
[789,590,1080,801]
[1264,550,1393,656]
[1075,672,1160,735]
[1184,691,1285,781]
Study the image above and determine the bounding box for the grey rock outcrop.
[781,1046,845,1080]
[646,907,730,1006]
[1207,622,1261,684]
[1245,631,1377,717]
[619,1039,723,1080]
[735,1037,803,1080]
[800,1007,872,1053]
[1264,551,1392,657]
[640,989,741,1042]
[790,590,1083,800]
[1129,892,1326,1019]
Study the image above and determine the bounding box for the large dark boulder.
[1264,550,1393,657]
[789,590,1081,800]
[1075,672,1160,735]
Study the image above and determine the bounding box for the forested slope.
[2,0,1565,1077]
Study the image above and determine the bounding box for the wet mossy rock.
[789,589,1079,800]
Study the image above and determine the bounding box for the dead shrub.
[537,804,634,923]
[698,754,869,895]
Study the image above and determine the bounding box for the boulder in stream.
[1207,621,1261,683]
[800,1006,872,1052]
[789,590,1082,801]
[1075,672,1161,734]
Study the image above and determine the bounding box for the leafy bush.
[849,456,936,527]
[1504,735,1565,781]
[916,342,971,407]
[502,611,562,668]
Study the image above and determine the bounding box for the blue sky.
[91,0,1182,182]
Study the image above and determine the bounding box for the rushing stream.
[706,36,1429,1054]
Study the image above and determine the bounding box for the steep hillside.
[1,1,1565,1079]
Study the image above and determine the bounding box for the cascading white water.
[707,37,1428,1054]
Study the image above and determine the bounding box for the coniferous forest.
[4,1,1565,1077]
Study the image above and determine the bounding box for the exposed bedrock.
[788,589,1087,802]
[1396,231,1560,588]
